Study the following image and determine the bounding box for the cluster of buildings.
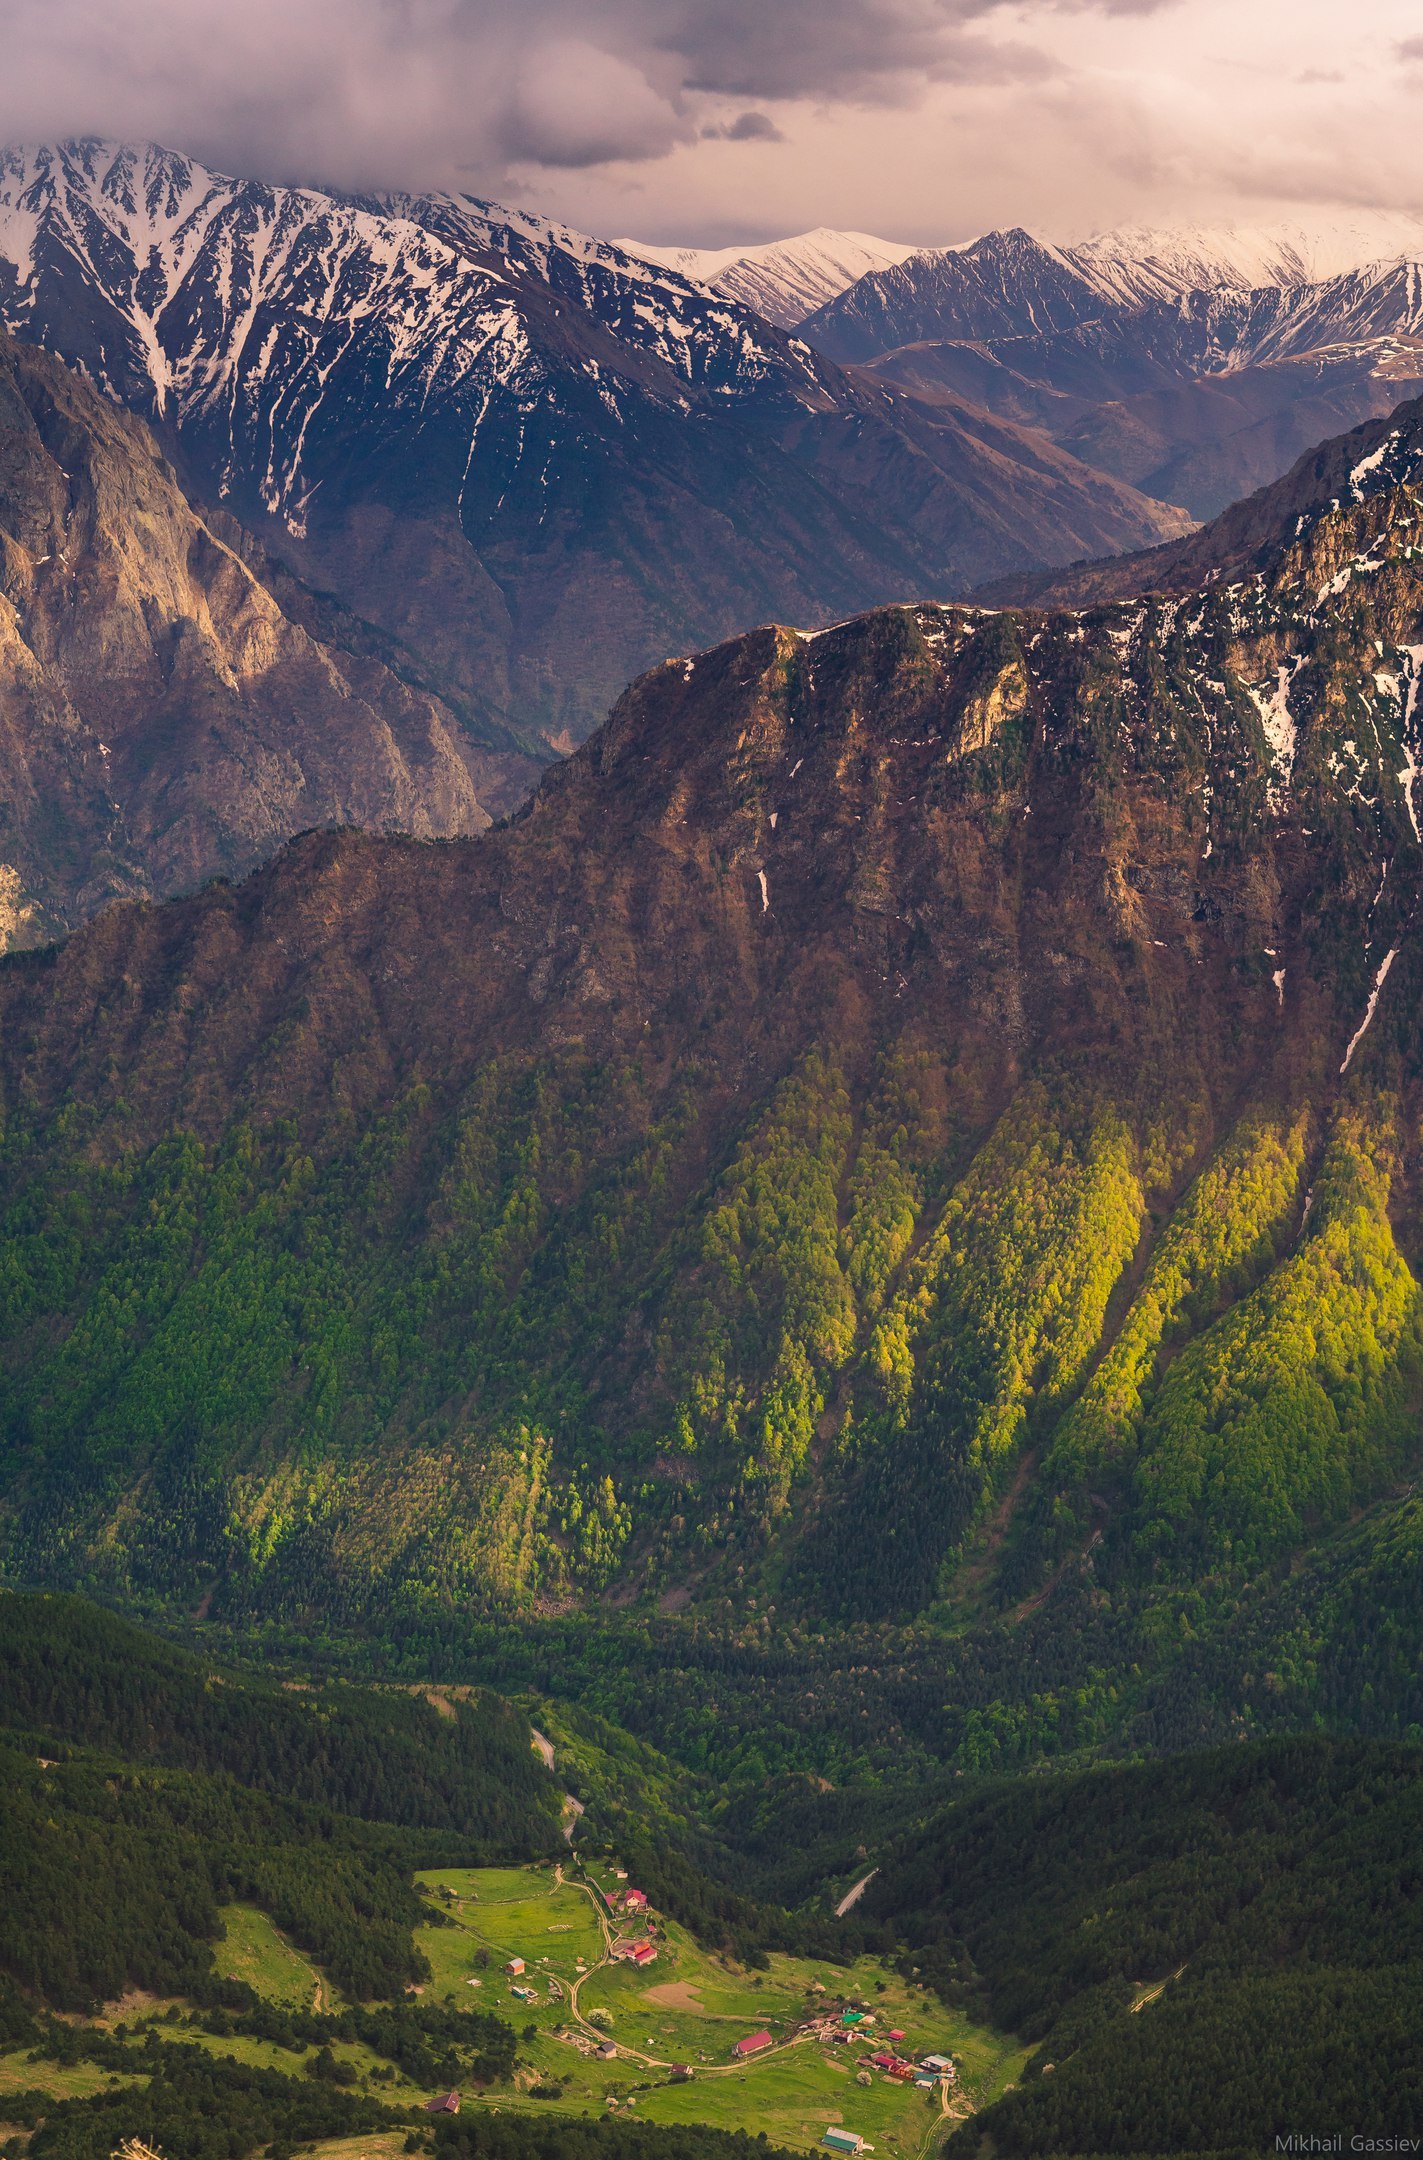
[606,1884,657,1967]
[609,1934,658,1967]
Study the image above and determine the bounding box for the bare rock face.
[0,332,501,948]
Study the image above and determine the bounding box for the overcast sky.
[3,0,1422,245]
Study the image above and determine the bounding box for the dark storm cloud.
[702,113,787,144]
[0,0,1171,191]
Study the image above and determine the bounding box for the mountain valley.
[1,116,1423,2160]
[1,389,1421,1670]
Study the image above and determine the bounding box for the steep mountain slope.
[0,399,1420,1664]
[0,143,1183,754]
[806,231,1423,518]
[0,329,508,951]
[802,230,1104,361]
[614,229,921,327]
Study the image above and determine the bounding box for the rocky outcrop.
[0,332,514,948]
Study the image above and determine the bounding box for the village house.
[505,1957,525,1976]
[731,2029,774,2059]
[423,2093,460,2115]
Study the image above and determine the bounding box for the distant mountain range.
[0,141,1183,776]
[621,212,1423,333]
[614,227,920,327]
[800,220,1423,518]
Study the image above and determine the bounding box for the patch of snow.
[1349,432,1399,499]
[1399,645,1423,843]
[1340,946,1400,1072]
[757,869,769,913]
[1245,658,1303,802]
[835,1867,878,1917]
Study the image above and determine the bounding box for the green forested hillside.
[817,1736,1423,2154]
[0,1593,561,1844]
[5,1596,1422,2160]
[0,1593,566,2008]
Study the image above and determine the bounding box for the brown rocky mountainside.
[0,333,536,950]
[0,415,1419,1626]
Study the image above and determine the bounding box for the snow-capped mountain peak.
[615,227,922,327]
[1067,213,1423,307]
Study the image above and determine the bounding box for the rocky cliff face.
[0,404,1418,1635]
[0,331,527,948]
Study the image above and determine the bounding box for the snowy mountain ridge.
[0,139,831,535]
[615,227,923,326]
[615,211,1423,332]
[1065,211,1423,307]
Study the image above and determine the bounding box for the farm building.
[597,2040,618,2059]
[732,2030,774,2059]
[821,2133,867,2156]
[669,2065,694,2082]
[921,2054,954,2074]
[424,2093,460,2115]
[632,1941,657,1966]
[505,1958,526,1976]
[888,2030,906,2042]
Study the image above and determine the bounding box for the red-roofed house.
[732,2030,774,2059]
[624,1889,648,1912]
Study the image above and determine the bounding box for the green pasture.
[215,1902,333,2009]
[0,2049,144,2107]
